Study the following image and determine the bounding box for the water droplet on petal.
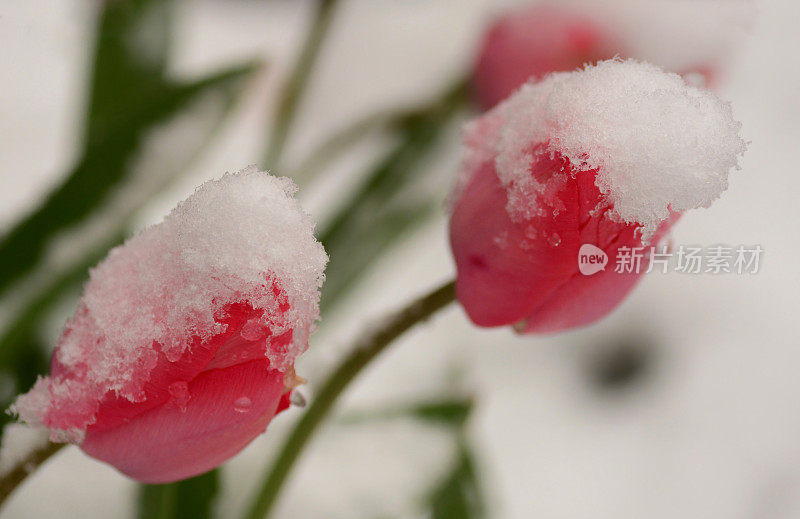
[168,381,187,396]
[290,390,306,408]
[493,230,509,249]
[240,318,267,341]
[168,381,190,412]
[234,396,252,413]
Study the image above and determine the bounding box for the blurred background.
[0,0,798,517]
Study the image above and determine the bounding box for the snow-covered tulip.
[450,60,746,333]
[472,3,621,109]
[11,167,328,483]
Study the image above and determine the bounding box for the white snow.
[459,59,747,240]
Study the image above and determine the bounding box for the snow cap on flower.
[12,166,327,482]
[459,59,746,241]
[450,59,745,332]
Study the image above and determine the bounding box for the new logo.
[578,244,608,276]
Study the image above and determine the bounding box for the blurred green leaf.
[0,233,120,371]
[427,446,486,519]
[0,231,122,443]
[0,0,259,298]
[319,78,470,312]
[0,10,260,519]
[0,0,258,458]
[341,397,474,429]
[0,0,259,373]
[346,395,484,518]
[85,0,173,140]
[411,400,473,428]
[263,0,339,170]
[291,108,404,185]
[322,201,438,312]
[0,334,49,435]
[137,470,219,519]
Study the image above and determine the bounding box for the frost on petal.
[11,167,328,442]
[456,59,747,241]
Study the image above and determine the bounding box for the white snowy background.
[1,0,799,517]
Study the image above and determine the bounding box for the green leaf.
[262,0,340,170]
[85,0,173,141]
[0,3,259,382]
[0,0,259,299]
[291,108,405,185]
[340,395,483,518]
[0,233,119,372]
[340,397,474,429]
[410,400,474,429]
[0,0,168,297]
[0,0,258,452]
[319,79,470,312]
[137,470,219,519]
[0,334,49,435]
[427,446,486,519]
[321,201,438,312]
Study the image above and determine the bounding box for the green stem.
[0,442,65,508]
[317,78,469,248]
[262,0,339,171]
[318,78,470,311]
[290,108,403,185]
[243,279,456,519]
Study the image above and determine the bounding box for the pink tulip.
[472,4,622,109]
[450,150,677,333]
[12,168,328,483]
[471,2,734,110]
[450,60,745,334]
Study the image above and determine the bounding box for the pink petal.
[80,359,285,483]
[68,302,268,433]
[473,4,621,109]
[471,3,721,111]
[450,152,679,333]
[450,160,579,326]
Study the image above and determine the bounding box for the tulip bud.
[472,3,622,109]
[450,60,746,333]
[11,167,328,483]
[471,1,748,109]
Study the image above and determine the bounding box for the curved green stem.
[262,0,340,171]
[243,279,456,519]
[0,442,64,508]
